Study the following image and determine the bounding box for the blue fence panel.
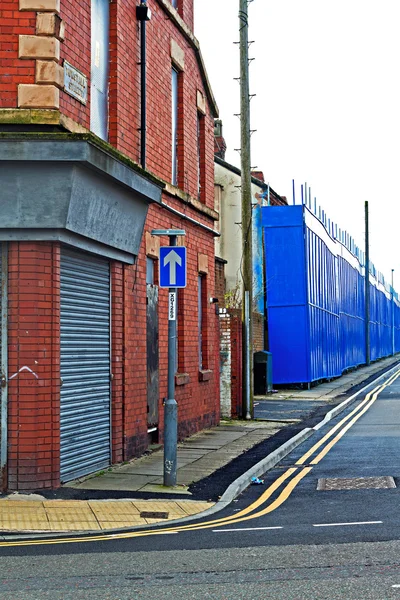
[262,206,309,384]
[262,204,397,385]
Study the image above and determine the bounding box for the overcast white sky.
[194,1,400,286]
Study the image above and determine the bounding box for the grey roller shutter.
[0,243,2,371]
[60,249,111,482]
[0,245,2,456]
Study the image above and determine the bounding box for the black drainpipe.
[136,1,151,169]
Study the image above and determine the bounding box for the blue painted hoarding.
[262,205,399,385]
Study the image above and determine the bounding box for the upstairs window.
[198,274,208,370]
[91,0,110,141]
[197,112,206,201]
[171,68,179,185]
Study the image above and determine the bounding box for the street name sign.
[159,246,187,288]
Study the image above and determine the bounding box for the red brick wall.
[7,242,60,491]
[215,259,226,308]
[111,262,124,464]
[57,0,215,206]
[178,0,194,31]
[0,1,35,107]
[230,311,242,419]
[121,200,219,454]
[59,0,91,128]
[2,0,219,486]
[1,1,215,210]
[253,312,264,352]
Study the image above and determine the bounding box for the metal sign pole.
[164,234,178,487]
[151,228,185,487]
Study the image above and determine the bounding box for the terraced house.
[0,0,220,491]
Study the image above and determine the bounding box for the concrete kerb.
[3,361,400,543]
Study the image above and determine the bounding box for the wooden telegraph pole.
[239,0,253,419]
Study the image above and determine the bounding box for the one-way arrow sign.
[159,246,187,288]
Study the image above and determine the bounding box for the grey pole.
[164,233,178,487]
[239,0,253,419]
[244,290,251,419]
[1,243,8,485]
[365,201,370,366]
[392,269,395,356]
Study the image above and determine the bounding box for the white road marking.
[212,527,283,532]
[313,521,382,527]
[392,585,400,588]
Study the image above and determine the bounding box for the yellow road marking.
[2,369,399,548]
[311,370,400,465]
[172,467,298,532]
[180,467,312,530]
[296,369,400,465]
[0,468,299,547]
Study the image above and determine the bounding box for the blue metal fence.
[262,205,399,385]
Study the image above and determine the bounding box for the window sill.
[198,369,212,382]
[175,372,190,386]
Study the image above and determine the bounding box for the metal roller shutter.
[60,249,111,482]
[0,244,2,456]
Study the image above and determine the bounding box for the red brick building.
[0,0,220,491]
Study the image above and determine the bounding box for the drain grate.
[317,476,396,491]
[140,511,169,519]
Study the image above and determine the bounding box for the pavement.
[1,354,399,537]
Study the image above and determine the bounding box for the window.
[91,0,110,141]
[197,112,206,201]
[198,275,208,370]
[171,0,178,7]
[146,257,155,285]
[171,68,179,185]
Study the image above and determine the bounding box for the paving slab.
[0,499,213,532]
[68,474,160,491]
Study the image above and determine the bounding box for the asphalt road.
[3,366,400,599]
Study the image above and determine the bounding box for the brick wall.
[219,310,231,418]
[0,1,36,107]
[178,0,194,31]
[111,261,124,464]
[1,0,220,487]
[230,311,242,419]
[120,201,219,455]
[57,0,214,207]
[7,241,60,491]
[1,0,214,207]
[215,258,226,308]
[253,312,264,352]
[218,308,262,419]
[59,0,90,127]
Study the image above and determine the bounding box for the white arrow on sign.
[164,249,182,285]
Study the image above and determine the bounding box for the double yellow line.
[2,369,399,548]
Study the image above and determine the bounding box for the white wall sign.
[64,61,88,105]
[168,292,177,321]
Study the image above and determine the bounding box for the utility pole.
[392,269,395,356]
[365,201,370,366]
[239,0,253,419]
